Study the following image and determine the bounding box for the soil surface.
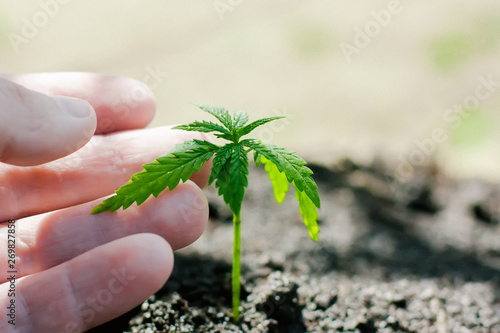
[89,160,500,333]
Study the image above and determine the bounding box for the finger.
[0,78,97,166]
[2,72,156,134]
[0,234,173,333]
[0,181,207,281]
[0,127,212,220]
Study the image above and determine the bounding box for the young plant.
[91,105,321,322]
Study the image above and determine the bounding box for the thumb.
[0,78,97,166]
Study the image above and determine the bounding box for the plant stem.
[232,211,242,323]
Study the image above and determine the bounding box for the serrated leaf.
[261,156,289,204]
[295,186,320,241]
[253,150,262,167]
[194,104,234,132]
[209,143,235,185]
[233,110,249,128]
[91,140,219,214]
[173,121,231,137]
[213,144,248,215]
[256,149,320,241]
[243,140,320,208]
[237,116,284,138]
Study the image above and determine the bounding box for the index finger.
[2,72,156,134]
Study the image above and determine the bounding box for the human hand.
[0,73,210,332]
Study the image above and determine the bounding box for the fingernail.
[54,96,94,118]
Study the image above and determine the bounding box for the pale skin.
[0,73,211,332]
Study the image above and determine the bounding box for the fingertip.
[2,72,157,134]
[0,81,97,166]
[52,95,97,150]
[180,181,210,242]
[142,181,209,250]
[95,76,157,134]
[127,233,174,290]
[54,96,95,119]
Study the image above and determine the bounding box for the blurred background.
[1,0,499,181]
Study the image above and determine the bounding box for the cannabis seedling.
[91,105,321,322]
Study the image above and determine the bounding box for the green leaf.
[232,110,249,128]
[253,150,262,167]
[194,104,234,132]
[91,140,219,214]
[237,116,284,138]
[294,186,320,241]
[173,120,231,139]
[260,156,289,204]
[209,143,235,185]
[256,148,320,241]
[213,144,248,215]
[243,140,320,208]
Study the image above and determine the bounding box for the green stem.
[232,211,241,323]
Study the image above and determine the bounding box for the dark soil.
[89,159,500,333]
